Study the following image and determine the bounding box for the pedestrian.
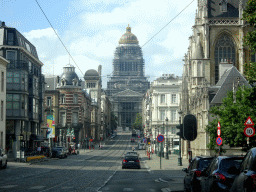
[69,146,72,155]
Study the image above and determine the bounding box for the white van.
[138,143,145,150]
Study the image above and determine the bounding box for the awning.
[30,134,46,141]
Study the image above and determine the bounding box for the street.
[0,132,186,192]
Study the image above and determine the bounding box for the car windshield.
[126,152,137,155]
[125,156,138,161]
[198,158,214,170]
[219,158,243,172]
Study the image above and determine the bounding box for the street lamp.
[165,117,169,159]
[178,110,183,166]
[154,125,157,154]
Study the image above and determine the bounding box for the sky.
[0,0,197,88]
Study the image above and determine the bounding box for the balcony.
[7,60,29,70]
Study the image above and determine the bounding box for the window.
[7,51,16,62]
[7,32,14,45]
[171,110,177,121]
[21,95,25,110]
[160,95,165,103]
[197,61,202,77]
[33,98,36,112]
[1,101,3,121]
[60,94,65,104]
[172,94,177,103]
[172,127,176,134]
[6,94,19,109]
[25,42,31,52]
[72,112,78,124]
[1,72,4,92]
[0,132,2,149]
[214,34,236,84]
[87,83,96,88]
[47,97,52,106]
[73,94,78,104]
[160,110,165,121]
[60,112,66,127]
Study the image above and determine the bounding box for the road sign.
[157,134,164,143]
[216,137,223,146]
[143,139,146,143]
[217,122,221,129]
[244,126,255,137]
[244,116,254,126]
[217,129,221,137]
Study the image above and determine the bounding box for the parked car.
[122,154,141,169]
[0,148,7,169]
[56,146,68,158]
[200,156,244,192]
[51,148,66,159]
[182,156,214,192]
[230,147,256,192]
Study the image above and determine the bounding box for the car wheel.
[122,166,125,169]
[3,161,7,169]
[138,166,141,169]
[0,160,2,169]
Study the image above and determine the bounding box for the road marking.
[143,160,153,174]
[161,188,172,192]
[0,185,18,188]
[29,186,46,189]
[123,188,134,191]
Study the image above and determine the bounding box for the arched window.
[197,61,202,77]
[214,34,236,84]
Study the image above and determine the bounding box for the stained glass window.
[214,34,236,84]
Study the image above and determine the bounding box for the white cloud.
[23,28,57,39]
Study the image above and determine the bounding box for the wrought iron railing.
[7,60,29,70]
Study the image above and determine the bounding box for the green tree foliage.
[132,113,142,131]
[206,86,256,152]
[111,112,117,131]
[242,0,256,83]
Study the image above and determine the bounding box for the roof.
[45,77,57,90]
[208,0,248,18]
[211,66,251,104]
[118,24,138,45]
[84,69,99,80]
[112,89,143,97]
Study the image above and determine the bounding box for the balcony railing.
[7,60,29,70]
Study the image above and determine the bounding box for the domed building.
[107,25,150,129]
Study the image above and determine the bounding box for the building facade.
[181,0,252,157]
[142,74,182,155]
[0,22,45,158]
[106,25,150,129]
[84,66,102,141]
[101,91,112,139]
[0,56,8,150]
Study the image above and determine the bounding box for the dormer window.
[219,0,227,12]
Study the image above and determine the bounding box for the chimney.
[219,59,233,80]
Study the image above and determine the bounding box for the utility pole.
[165,117,169,159]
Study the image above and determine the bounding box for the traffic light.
[176,124,184,139]
[183,114,197,141]
[147,138,150,144]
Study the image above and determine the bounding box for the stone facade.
[107,25,150,129]
[181,0,252,158]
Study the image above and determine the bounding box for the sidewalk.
[141,151,189,192]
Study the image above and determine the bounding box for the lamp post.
[157,127,160,157]
[178,110,183,166]
[165,117,169,159]
[161,122,164,157]
[154,125,157,154]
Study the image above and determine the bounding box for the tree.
[206,86,256,153]
[132,113,142,131]
[242,0,256,83]
[111,112,117,132]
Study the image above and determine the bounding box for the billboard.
[47,115,55,138]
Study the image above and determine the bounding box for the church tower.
[107,25,150,129]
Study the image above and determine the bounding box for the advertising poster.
[47,115,55,138]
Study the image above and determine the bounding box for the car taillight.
[123,160,128,163]
[135,160,140,162]
[195,170,201,177]
[251,174,256,188]
[215,173,226,183]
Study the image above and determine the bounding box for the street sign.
[217,121,221,129]
[244,116,254,126]
[216,137,223,146]
[217,129,221,137]
[157,134,164,143]
[244,126,255,137]
[143,139,146,143]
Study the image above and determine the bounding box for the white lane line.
[0,185,18,188]
[29,186,46,189]
[123,188,134,191]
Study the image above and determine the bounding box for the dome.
[60,64,80,85]
[118,24,138,44]
[84,69,100,80]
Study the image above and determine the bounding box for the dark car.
[51,148,66,159]
[200,156,244,192]
[230,147,256,192]
[122,154,141,169]
[182,156,214,192]
[56,146,68,158]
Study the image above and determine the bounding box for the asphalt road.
[0,132,185,192]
